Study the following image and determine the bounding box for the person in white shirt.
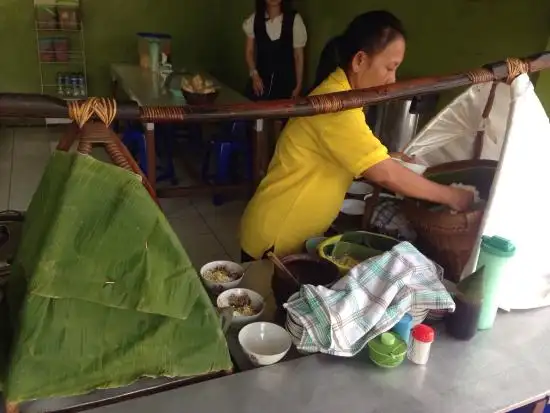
[243,0,307,100]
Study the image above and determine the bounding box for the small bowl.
[182,89,219,105]
[217,288,265,327]
[340,199,365,216]
[238,322,292,366]
[200,260,244,293]
[392,158,427,175]
[305,237,327,255]
[347,181,373,196]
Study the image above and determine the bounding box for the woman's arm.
[363,159,473,211]
[292,14,307,97]
[293,47,304,96]
[245,36,256,74]
[245,36,263,96]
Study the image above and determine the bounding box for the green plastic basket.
[318,231,399,274]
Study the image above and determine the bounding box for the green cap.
[381,332,395,346]
[481,235,516,258]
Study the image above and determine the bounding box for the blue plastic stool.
[121,125,177,184]
[202,121,252,205]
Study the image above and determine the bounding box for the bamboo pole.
[0,52,548,123]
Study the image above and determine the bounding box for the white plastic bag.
[405,75,550,310]
[404,82,510,165]
[478,74,550,310]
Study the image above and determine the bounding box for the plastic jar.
[407,324,434,365]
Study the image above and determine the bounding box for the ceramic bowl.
[392,157,427,175]
[216,288,265,327]
[305,237,327,255]
[200,260,244,293]
[347,181,374,196]
[340,199,365,216]
[238,322,292,366]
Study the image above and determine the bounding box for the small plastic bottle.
[407,324,434,365]
[392,313,413,344]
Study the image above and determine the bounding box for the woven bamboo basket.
[403,159,498,283]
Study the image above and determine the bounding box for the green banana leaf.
[3,151,231,403]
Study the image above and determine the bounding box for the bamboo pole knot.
[308,94,344,114]
[140,106,186,121]
[466,68,495,84]
[68,97,117,128]
[505,58,529,84]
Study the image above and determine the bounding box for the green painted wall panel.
[535,38,550,114]
[0,0,548,109]
[0,0,222,96]
[216,0,550,109]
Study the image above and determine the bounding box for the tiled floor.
[0,125,247,270]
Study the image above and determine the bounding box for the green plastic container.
[367,332,407,368]
[318,231,399,274]
[476,235,516,330]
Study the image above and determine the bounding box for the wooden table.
[110,64,268,198]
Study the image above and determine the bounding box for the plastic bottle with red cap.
[407,324,435,365]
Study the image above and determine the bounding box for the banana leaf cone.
[1,151,231,403]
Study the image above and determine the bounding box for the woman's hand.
[445,187,475,212]
[363,159,475,212]
[389,152,416,163]
[252,73,264,96]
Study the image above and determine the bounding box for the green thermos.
[476,235,516,330]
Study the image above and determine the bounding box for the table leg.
[145,122,157,192]
[111,77,120,132]
[252,119,267,190]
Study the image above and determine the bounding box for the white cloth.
[242,12,307,48]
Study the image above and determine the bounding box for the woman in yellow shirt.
[240,10,473,261]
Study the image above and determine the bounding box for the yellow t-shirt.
[240,68,389,258]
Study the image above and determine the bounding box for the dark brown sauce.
[286,260,337,285]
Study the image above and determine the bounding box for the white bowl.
[200,260,244,292]
[216,288,265,327]
[238,322,292,366]
[363,192,397,201]
[340,199,365,216]
[392,158,427,175]
[347,181,373,196]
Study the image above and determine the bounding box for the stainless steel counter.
[82,307,550,413]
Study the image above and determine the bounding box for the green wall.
[0,0,548,106]
[536,37,550,114]
[216,0,550,109]
[0,0,222,96]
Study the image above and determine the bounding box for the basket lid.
[480,235,516,258]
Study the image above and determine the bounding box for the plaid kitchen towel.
[370,199,416,241]
[284,241,455,357]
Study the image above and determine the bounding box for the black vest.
[253,11,296,100]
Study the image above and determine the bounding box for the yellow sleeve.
[317,108,389,177]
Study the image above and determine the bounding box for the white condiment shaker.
[407,324,435,365]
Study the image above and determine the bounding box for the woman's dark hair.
[313,10,406,89]
[255,0,292,16]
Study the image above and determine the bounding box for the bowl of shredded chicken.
[200,260,244,291]
[217,288,265,326]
